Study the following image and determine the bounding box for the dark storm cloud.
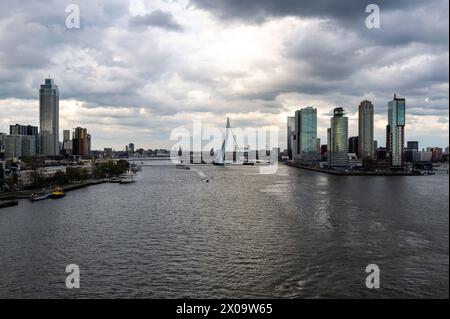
[129,10,184,31]
[190,0,449,47]
[189,0,426,22]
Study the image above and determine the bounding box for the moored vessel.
[50,186,66,199]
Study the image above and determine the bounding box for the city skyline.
[0,0,448,150]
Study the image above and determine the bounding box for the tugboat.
[50,186,66,199]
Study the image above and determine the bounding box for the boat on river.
[50,186,66,199]
[30,192,51,202]
[119,172,136,184]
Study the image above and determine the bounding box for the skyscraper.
[294,107,318,163]
[348,136,359,155]
[358,100,374,159]
[63,130,71,142]
[4,135,36,159]
[9,124,39,155]
[10,124,38,137]
[0,133,6,159]
[39,78,59,156]
[287,117,295,160]
[72,127,90,157]
[388,94,406,167]
[128,143,135,155]
[328,107,349,168]
[407,141,419,151]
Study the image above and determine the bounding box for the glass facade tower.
[388,94,405,167]
[39,78,59,156]
[358,100,374,159]
[328,107,349,168]
[287,117,295,160]
[294,107,318,163]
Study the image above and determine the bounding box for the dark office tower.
[88,134,91,155]
[39,78,59,156]
[287,116,295,160]
[348,136,359,156]
[358,100,374,159]
[72,127,89,157]
[128,143,135,154]
[10,124,38,137]
[294,107,318,163]
[388,94,406,167]
[386,125,391,159]
[407,141,419,151]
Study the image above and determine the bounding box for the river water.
[0,162,448,298]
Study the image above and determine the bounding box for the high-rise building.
[428,147,443,162]
[128,143,135,155]
[348,136,359,156]
[62,129,72,156]
[10,124,39,155]
[320,144,328,160]
[39,78,59,156]
[63,130,71,142]
[287,117,295,160]
[72,127,89,157]
[10,124,38,137]
[0,133,6,159]
[294,107,318,163]
[377,147,387,160]
[328,107,349,168]
[358,100,374,159]
[388,94,406,167]
[88,134,91,155]
[385,124,391,160]
[4,135,36,159]
[407,141,419,151]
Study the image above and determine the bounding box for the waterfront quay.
[0,178,108,201]
[286,162,423,176]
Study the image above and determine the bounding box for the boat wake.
[190,168,211,182]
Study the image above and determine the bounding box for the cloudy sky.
[0,0,448,150]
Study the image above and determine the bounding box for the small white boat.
[119,172,136,184]
[109,177,122,183]
[30,193,51,202]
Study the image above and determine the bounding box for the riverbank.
[286,162,417,176]
[0,179,109,201]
